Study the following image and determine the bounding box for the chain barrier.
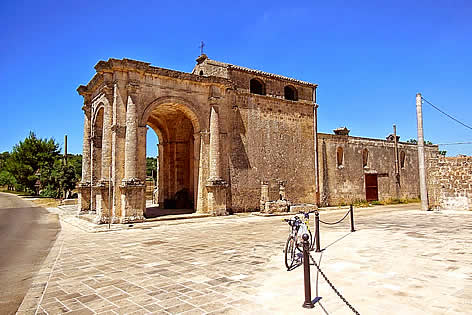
[319,209,350,225]
[308,252,360,314]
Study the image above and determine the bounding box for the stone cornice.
[79,58,234,95]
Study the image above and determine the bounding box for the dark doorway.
[365,174,378,201]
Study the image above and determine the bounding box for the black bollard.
[350,204,355,232]
[314,211,321,252]
[302,234,314,309]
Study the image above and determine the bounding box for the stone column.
[208,107,221,180]
[101,100,113,180]
[206,106,227,215]
[260,181,269,211]
[193,133,200,211]
[158,143,165,205]
[119,87,145,223]
[96,97,113,224]
[78,105,92,214]
[124,95,137,180]
[157,144,163,204]
[279,181,286,200]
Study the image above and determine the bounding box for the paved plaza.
[17,204,472,314]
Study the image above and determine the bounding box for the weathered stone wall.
[228,70,313,102]
[318,133,438,206]
[427,156,472,210]
[229,93,316,212]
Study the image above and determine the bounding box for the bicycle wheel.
[284,235,297,270]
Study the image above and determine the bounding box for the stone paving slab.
[17,204,472,314]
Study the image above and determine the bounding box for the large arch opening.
[142,102,199,218]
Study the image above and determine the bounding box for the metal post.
[350,204,355,232]
[108,164,112,229]
[302,234,314,309]
[416,93,429,210]
[314,211,321,252]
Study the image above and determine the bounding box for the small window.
[337,147,344,167]
[284,85,298,101]
[400,151,406,168]
[250,78,266,95]
[199,70,204,76]
[362,149,369,167]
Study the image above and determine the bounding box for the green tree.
[0,170,16,190]
[67,154,82,182]
[146,157,157,182]
[406,139,433,145]
[0,152,10,171]
[6,132,60,194]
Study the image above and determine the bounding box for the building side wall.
[318,133,438,206]
[427,156,472,210]
[229,93,316,212]
[228,70,313,102]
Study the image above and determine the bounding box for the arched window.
[337,147,344,167]
[199,70,204,76]
[284,85,298,101]
[400,151,406,168]
[250,78,266,95]
[362,149,369,168]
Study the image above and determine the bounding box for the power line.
[421,96,472,131]
[437,141,472,146]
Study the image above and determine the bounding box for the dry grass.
[29,197,61,208]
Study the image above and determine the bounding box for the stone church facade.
[77,55,438,223]
[77,55,319,223]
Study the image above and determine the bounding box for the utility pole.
[416,93,428,210]
[313,88,320,206]
[64,135,68,165]
[393,125,400,198]
[63,134,68,199]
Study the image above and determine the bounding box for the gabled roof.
[197,55,317,87]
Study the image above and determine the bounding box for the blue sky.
[1,0,471,156]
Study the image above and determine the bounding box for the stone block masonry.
[428,155,472,210]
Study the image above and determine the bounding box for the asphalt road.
[0,192,60,314]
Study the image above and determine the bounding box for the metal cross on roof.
[199,41,205,55]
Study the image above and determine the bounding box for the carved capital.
[206,178,228,187]
[126,81,141,96]
[102,84,114,104]
[82,104,92,117]
[120,178,145,187]
[111,124,126,137]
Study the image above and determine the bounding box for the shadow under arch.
[139,96,203,133]
[139,96,204,218]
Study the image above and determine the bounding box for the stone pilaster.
[206,106,227,215]
[78,105,92,214]
[101,88,113,181]
[95,181,112,224]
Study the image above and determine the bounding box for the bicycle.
[283,210,316,270]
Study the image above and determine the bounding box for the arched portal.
[141,101,201,217]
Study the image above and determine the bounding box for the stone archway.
[139,100,202,217]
